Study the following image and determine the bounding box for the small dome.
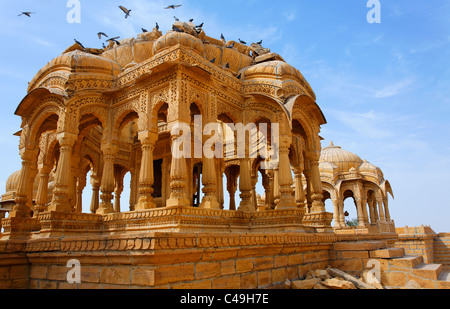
[5,170,21,193]
[28,50,122,92]
[153,31,206,57]
[319,141,363,173]
[240,60,304,81]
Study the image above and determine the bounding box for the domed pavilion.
[319,142,395,232]
[0,21,333,237]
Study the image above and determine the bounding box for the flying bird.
[174,16,179,21]
[238,39,246,45]
[97,32,108,39]
[18,12,35,17]
[189,19,194,22]
[141,28,148,33]
[165,5,182,9]
[74,39,85,49]
[119,6,131,18]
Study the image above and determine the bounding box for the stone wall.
[0,232,337,289]
[395,226,437,263]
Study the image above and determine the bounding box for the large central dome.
[319,141,363,172]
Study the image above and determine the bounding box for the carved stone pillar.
[377,196,386,221]
[114,173,124,213]
[225,166,239,211]
[238,158,254,212]
[262,170,272,210]
[10,148,38,218]
[362,197,369,225]
[75,175,86,213]
[96,143,119,215]
[368,198,376,224]
[129,167,137,211]
[135,131,158,210]
[90,175,100,214]
[303,165,313,214]
[251,173,258,211]
[332,199,341,228]
[272,168,280,207]
[276,136,296,209]
[49,132,78,213]
[307,151,325,212]
[167,134,190,208]
[293,167,306,209]
[200,156,220,209]
[355,197,365,227]
[217,161,224,209]
[339,200,346,227]
[34,165,51,216]
[383,197,391,221]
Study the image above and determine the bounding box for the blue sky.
[0,1,449,232]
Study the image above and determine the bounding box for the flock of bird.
[18,3,263,67]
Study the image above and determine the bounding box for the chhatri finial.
[329,141,334,147]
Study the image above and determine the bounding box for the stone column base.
[302,212,334,233]
[1,217,41,240]
[37,211,103,238]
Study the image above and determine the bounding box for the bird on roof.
[256,40,263,45]
[141,28,148,33]
[74,39,85,49]
[226,42,235,49]
[221,33,225,41]
[196,22,203,28]
[119,6,131,18]
[156,22,159,30]
[173,26,183,33]
[210,58,216,64]
[106,36,120,42]
[165,5,182,9]
[106,37,120,45]
[18,12,35,17]
[102,43,106,49]
[97,32,108,39]
[238,39,246,45]
[225,63,230,69]
[236,73,242,79]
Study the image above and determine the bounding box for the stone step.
[434,238,450,242]
[438,271,450,282]
[434,240,450,244]
[433,250,450,255]
[369,247,404,259]
[389,255,423,268]
[412,263,443,280]
[433,245,450,251]
[333,241,387,251]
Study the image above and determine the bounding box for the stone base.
[37,211,103,238]
[302,212,334,233]
[1,217,41,240]
[103,206,309,234]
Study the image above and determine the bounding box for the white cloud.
[373,78,414,98]
[283,10,297,22]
